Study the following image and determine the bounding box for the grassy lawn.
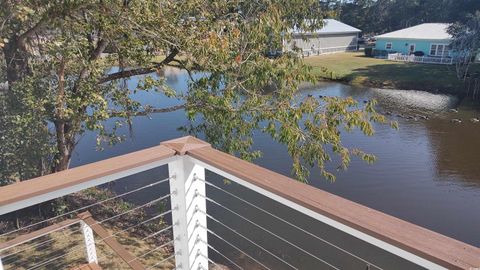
[304,52,471,92]
[151,52,478,93]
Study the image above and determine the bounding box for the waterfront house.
[283,19,361,57]
[374,23,454,64]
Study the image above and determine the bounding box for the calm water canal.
[71,67,480,250]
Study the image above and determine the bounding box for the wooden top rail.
[0,145,175,213]
[0,136,479,269]
[180,138,480,270]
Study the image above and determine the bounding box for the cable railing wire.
[202,210,299,269]
[2,225,82,262]
[127,240,174,263]
[88,236,173,269]
[145,254,176,270]
[198,252,220,268]
[3,192,171,264]
[141,225,173,241]
[4,212,170,270]
[96,194,171,225]
[46,205,172,267]
[190,250,217,270]
[205,212,294,269]
[24,244,85,270]
[43,250,85,270]
[5,247,81,270]
[200,230,270,270]
[0,220,82,253]
[201,195,340,270]
[0,177,172,238]
[195,177,383,270]
[11,195,171,270]
[202,240,244,270]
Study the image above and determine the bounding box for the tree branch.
[71,39,109,95]
[17,3,92,46]
[17,17,49,46]
[98,48,179,84]
[108,104,185,117]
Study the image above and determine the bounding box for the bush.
[364,47,373,57]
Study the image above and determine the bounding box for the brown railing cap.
[0,145,175,208]
[187,144,480,270]
[160,135,211,155]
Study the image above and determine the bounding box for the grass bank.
[304,52,474,93]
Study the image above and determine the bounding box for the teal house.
[374,23,452,59]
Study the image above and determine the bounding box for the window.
[430,44,448,56]
[385,42,392,50]
[437,44,445,56]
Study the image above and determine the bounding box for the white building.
[284,19,361,56]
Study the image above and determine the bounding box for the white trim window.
[430,44,447,56]
[385,42,393,50]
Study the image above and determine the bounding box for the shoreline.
[313,76,462,96]
[303,52,476,96]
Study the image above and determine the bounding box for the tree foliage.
[0,0,393,185]
[449,12,480,81]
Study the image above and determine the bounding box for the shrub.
[364,47,373,57]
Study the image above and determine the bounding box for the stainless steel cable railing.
[0,177,172,239]
[1,177,174,270]
[146,254,176,270]
[200,239,243,270]
[199,228,270,270]
[193,176,383,270]
[2,136,478,270]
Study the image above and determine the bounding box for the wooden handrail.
[0,145,175,211]
[183,140,480,270]
[0,136,479,269]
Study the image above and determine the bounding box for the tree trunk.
[53,120,71,172]
[53,59,73,172]
[2,36,31,87]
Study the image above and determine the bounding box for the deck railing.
[387,53,454,65]
[0,136,479,270]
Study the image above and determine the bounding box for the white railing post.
[169,157,208,270]
[0,257,4,270]
[80,221,98,264]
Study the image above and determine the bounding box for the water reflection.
[425,108,480,185]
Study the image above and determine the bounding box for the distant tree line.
[328,0,480,35]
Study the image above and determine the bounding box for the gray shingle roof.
[376,23,452,40]
[292,19,361,34]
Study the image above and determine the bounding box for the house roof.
[376,23,452,40]
[293,19,361,35]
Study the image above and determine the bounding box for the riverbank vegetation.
[304,52,479,93]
